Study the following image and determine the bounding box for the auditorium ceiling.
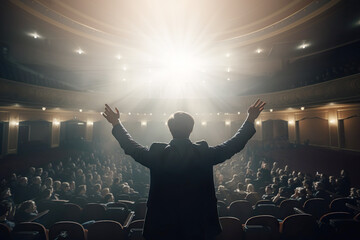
[0,0,359,97]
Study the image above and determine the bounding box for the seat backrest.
[13,222,48,240]
[87,220,124,240]
[252,205,280,219]
[228,200,252,224]
[106,202,129,210]
[134,202,147,220]
[255,200,273,207]
[245,193,262,206]
[216,217,244,240]
[330,198,356,212]
[49,221,86,240]
[319,211,352,224]
[106,207,130,225]
[354,212,360,221]
[281,214,318,238]
[0,223,12,240]
[128,219,145,230]
[303,198,329,219]
[245,215,279,240]
[279,199,301,219]
[217,201,228,217]
[62,203,82,222]
[82,203,106,222]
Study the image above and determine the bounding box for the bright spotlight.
[301,107,305,111]
[256,48,263,54]
[269,109,273,112]
[256,120,261,125]
[201,121,207,126]
[298,43,310,49]
[76,49,84,55]
[225,121,231,126]
[79,109,83,112]
[141,121,147,126]
[29,32,40,39]
[42,107,46,111]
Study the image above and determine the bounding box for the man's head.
[167,111,194,139]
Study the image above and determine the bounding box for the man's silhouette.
[103,99,265,240]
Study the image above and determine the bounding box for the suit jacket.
[112,120,256,240]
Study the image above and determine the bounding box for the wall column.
[85,121,94,142]
[253,118,263,141]
[288,113,296,143]
[51,119,61,148]
[7,113,19,154]
[328,109,339,147]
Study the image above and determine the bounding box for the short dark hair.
[167,112,194,139]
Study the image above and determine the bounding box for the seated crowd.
[0,144,359,239]
[214,153,355,207]
[0,148,150,229]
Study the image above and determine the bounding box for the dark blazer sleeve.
[112,123,167,168]
[112,123,151,168]
[208,120,256,165]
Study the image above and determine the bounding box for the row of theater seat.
[219,197,359,223]
[1,212,360,240]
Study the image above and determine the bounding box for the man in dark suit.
[103,99,265,240]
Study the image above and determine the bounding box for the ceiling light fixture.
[30,32,40,39]
[298,43,310,49]
[256,48,263,54]
[76,49,84,55]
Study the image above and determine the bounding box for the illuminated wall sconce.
[269,109,273,112]
[256,120,261,125]
[329,119,337,124]
[42,107,46,111]
[288,120,295,125]
[237,112,241,115]
[225,121,231,126]
[141,121,147,126]
[300,107,305,111]
[11,121,19,126]
[201,121,207,126]
[79,109,83,113]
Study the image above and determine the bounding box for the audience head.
[19,177,28,186]
[61,182,70,192]
[246,183,255,193]
[104,193,114,203]
[19,200,37,213]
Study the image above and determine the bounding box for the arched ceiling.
[0,0,359,97]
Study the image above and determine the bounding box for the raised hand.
[102,104,120,126]
[246,99,266,123]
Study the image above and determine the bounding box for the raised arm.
[209,99,266,165]
[103,104,151,168]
